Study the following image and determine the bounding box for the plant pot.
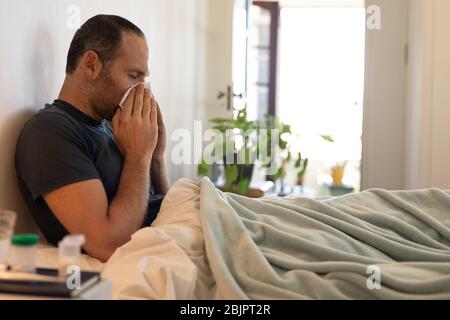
[238,164,254,181]
[223,163,255,195]
[331,166,345,186]
[223,153,255,183]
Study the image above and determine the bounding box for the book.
[0,268,101,298]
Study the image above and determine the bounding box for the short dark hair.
[65,14,145,74]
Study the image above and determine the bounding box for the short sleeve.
[16,113,100,201]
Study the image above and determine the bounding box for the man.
[15,15,170,262]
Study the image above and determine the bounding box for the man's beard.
[88,68,122,121]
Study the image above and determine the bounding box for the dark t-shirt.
[15,99,163,246]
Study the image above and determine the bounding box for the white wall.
[0,0,207,232]
[362,0,409,190]
[430,1,450,189]
[404,0,434,189]
[365,0,450,190]
[405,0,450,189]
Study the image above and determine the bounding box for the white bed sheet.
[101,178,221,300]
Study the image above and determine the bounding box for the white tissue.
[119,81,153,109]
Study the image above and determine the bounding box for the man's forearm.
[107,156,151,247]
[151,157,170,195]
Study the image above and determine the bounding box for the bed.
[36,178,450,300]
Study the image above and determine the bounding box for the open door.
[204,0,251,123]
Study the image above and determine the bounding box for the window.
[277,2,366,194]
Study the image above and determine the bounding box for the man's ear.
[79,50,103,80]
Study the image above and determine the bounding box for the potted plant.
[197,107,259,195]
[198,110,331,196]
[318,136,354,196]
[331,161,347,186]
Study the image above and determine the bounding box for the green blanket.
[198,177,450,300]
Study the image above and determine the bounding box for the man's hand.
[112,84,158,163]
[152,100,166,162]
[148,99,170,195]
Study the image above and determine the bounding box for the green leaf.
[294,152,302,168]
[197,158,209,176]
[298,158,309,178]
[321,135,335,143]
[224,164,239,187]
[237,178,251,195]
[287,151,292,162]
[279,139,288,150]
[281,123,292,135]
[275,167,284,180]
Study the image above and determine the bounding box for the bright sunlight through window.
[278,4,366,193]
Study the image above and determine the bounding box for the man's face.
[89,32,150,121]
